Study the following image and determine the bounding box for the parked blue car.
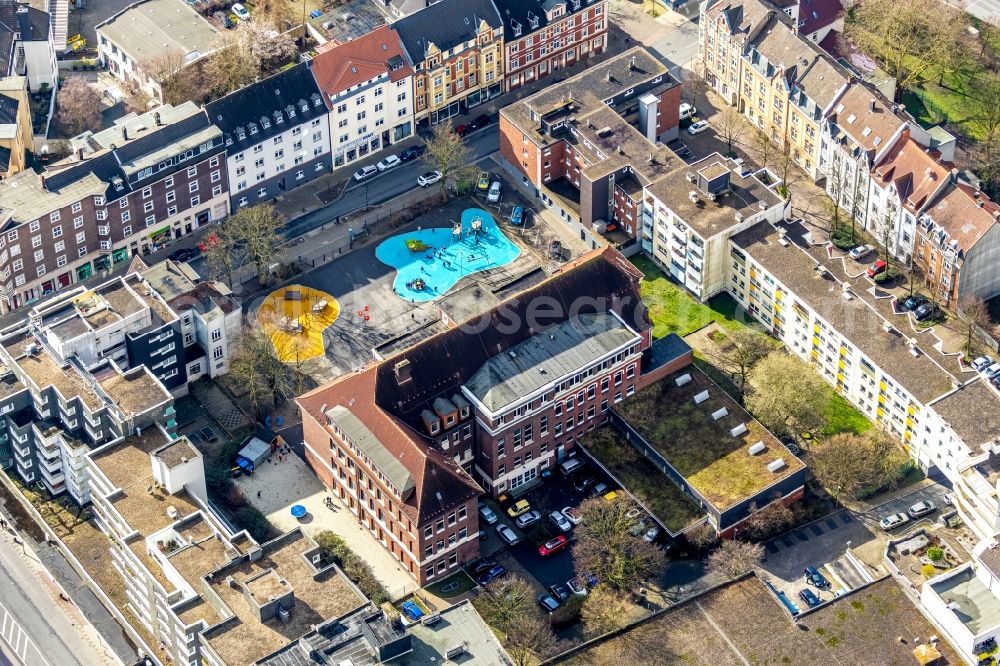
[799,588,821,608]
[803,565,831,589]
[511,206,524,226]
[476,564,507,586]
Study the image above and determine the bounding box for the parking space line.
[825,518,839,530]
[809,524,824,537]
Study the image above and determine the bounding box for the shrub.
[830,225,860,250]
[927,546,945,562]
[550,593,585,626]
[921,563,938,578]
[314,531,390,603]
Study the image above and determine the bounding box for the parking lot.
[470,455,648,598]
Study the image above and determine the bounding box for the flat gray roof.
[402,601,511,665]
[326,405,414,494]
[929,378,1000,453]
[930,566,1000,635]
[97,0,221,66]
[464,312,640,412]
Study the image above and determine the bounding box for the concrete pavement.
[0,524,120,666]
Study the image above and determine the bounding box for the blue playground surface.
[375,208,520,301]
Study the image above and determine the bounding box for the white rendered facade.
[327,73,414,171]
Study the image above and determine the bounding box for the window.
[212,346,223,360]
[50,210,60,222]
[29,220,39,232]
[54,241,64,252]
[190,196,200,207]
[211,329,222,341]
[189,181,199,193]
[76,232,85,244]
[144,201,154,213]
[121,211,130,223]
[187,166,197,178]
[73,216,84,229]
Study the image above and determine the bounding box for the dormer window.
[288,108,295,118]
[275,114,284,124]
[460,405,470,419]
[512,19,521,37]
[313,97,322,107]
[571,0,580,8]
[301,103,309,112]
[528,12,539,29]
[429,421,440,434]
[249,124,258,135]
[263,118,272,128]
[238,130,246,140]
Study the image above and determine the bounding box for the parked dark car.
[574,475,596,492]
[168,247,199,262]
[398,145,425,162]
[914,303,938,322]
[799,588,821,608]
[469,114,492,130]
[902,294,928,311]
[454,124,471,137]
[537,593,561,613]
[213,10,234,27]
[476,565,506,586]
[803,565,831,589]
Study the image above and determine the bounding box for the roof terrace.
[614,367,804,510]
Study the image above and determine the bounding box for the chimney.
[122,126,128,141]
[154,111,162,126]
[77,147,84,161]
[629,55,636,70]
[870,98,876,112]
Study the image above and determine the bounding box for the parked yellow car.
[507,499,531,518]
[477,171,490,191]
[602,490,619,502]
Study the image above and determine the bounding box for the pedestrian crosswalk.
[0,599,49,666]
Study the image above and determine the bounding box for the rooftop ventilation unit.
[735,212,744,222]
[597,126,613,137]
[446,645,467,659]
[730,423,747,437]
[882,321,894,333]
[675,373,692,386]
[777,236,790,246]
[767,458,786,473]
[693,389,709,404]
[423,613,442,626]
[166,505,178,519]
[277,607,291,624]
[748,441,766,455]
[686,172,697,183]
[711,407,728,420]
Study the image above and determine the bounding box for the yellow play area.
[257,285,339,362]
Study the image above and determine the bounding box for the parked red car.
[866,260,887,278]
[538,535,569,557]
[454,124,470,137]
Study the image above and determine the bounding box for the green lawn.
[631,255,747,338]
[633,254,871,439]
[901,71,983,139]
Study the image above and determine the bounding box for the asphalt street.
[282,128,500,238]
[649,14,700,76]
[0,528,119,666]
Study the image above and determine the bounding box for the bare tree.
[958,297,991,355]
[581,585,632,637]
[571,496,664,593]
[203,228,244,287]
[504,613,559,666]
[225,203,284,285]
[744,352,829,437]
[680,70,708,108]
[476,575,534,633]
[246,22,296,68]
[705,325,774,398]
[142,48,204,105]
[739,501,795,542]
[685,522,717,550]
[229,326,293,414]
[706,539,764,579]
[423,121,476,197]
[57,77,101,135]
[752,128,775,172]
[967,72,1000,195]
[810,432,908,503]
[203,24,292,98]
[845,0,968,100]
[252,0,292,28]
[717,106,747,155]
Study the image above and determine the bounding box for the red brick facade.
[502,1,609,91]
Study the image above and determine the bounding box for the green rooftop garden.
[583,428,703,533]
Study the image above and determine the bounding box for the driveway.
[234,453,418,600]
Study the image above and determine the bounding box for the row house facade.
[206,63,331,212]
[866,132,951,264]
[0,102,227,312]
[702,1,850,182]
[311,25,416,171]
[493,0,608,91]
[393,0,504,125]
[298,247,659,585]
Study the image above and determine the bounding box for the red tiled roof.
[923,182,1000,252]
[798,0,843,36]
[297,247,649,523]
[310,25,412,100]
[873,135,950,212]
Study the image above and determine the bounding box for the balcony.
[671,234,687,246]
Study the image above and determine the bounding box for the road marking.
[695,601,752,666]
[0,599,51,666]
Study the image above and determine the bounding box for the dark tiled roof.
[16,6,50,41]
[0,146,10,172]
[0,23,13,76]
[0,92,17,124]
[492,0,591,41]
[206,63,325,151]
[392,0,502,64]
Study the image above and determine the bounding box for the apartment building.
[820,83,907,224]
[1,0,58,94]
[206,63,331,212]
[298,247,666,585]
[702,0,849,182]
[96,0,221,101]
[393,0,504,125]
[866,132,951,264]
[493,0,609,91]
[644,153,786,301]
[0,76,33,177]
[0,101,228,312]
[311,25,415,172]
[913,182,1000,307]
[500,48,681,239]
